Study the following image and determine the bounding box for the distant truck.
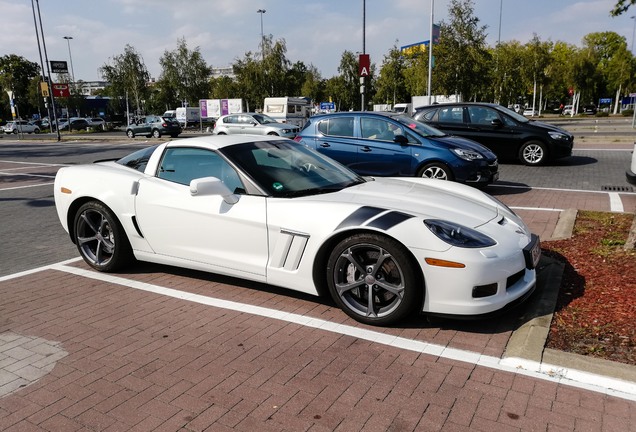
[162,107,200,128]
[411,95,461,111]
[263,97,311,127]
[199,98,244,120]
[393,103,413,116]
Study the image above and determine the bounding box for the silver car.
[3,120,40,134]
[213,113,299,137]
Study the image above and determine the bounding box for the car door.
[355,116,416,176]
[309,116,358,168]
[430,105,472,137]
[134,146,268,280]
[465,106,520,160]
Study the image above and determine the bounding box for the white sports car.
[54,135,540,325]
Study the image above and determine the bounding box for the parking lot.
[1,121,635,431]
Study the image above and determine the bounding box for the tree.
[522,35,552,110]
[100,45,150,116]
[374,44,409,106]
[335,50,363,111]
[611,0,636,15]
[433,0,491,101]
[158,38,211,108]
[0,55,40,119]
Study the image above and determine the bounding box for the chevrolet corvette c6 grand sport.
[54,135,539,326]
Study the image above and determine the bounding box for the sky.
[2,0,634,83]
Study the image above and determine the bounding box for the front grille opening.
[506,270,525,289]
[473,283,497,298]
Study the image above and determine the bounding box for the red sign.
[52,83,70,98]
[359,54,370,77]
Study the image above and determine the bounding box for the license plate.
[523,234,541,269]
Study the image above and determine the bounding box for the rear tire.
[73,201,134,272]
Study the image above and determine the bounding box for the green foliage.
[100,45,150,115]
[157,38,211,109]
[0,55,41,118]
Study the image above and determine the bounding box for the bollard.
[627,142,636,185]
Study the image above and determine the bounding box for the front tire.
[417,162,453,181]
[519,141,547,165]
[152,129,161,138]
[73,201,134,272]
[326,233,421,325]
[126,129,135,138]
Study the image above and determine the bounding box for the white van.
[263,97,310,127]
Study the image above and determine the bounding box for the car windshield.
[116,145,159,172]
[252,114,278,125]
[392,115,446,137]
[221,140,365,197]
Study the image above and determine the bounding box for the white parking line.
[0,182,54,191]
[3,260,622,402]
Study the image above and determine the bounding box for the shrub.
[621,109,633,117]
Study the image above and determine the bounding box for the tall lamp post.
[630,16,636,53]
[63,36,76,117]
[257,9,266,60]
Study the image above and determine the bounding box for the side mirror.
[491,118,503,127]
[190,177,239,204]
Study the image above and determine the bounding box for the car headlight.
[548,131,569,140]
[424,219,496,248]
[451,148,484,161]
[282,129,292,133]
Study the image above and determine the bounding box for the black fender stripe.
[366,211,414,230]
[336,206,414,231]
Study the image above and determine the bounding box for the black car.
[57,118,89,132]
[413,102,574,165]
[583,105,598,115]
[126,115,181,138]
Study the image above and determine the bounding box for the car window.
[157,147,244,193]
[360,117,399,141]
[467,106,499,125]
[417,109,436,122]
[317,117,354,137]
[438,107,464,123]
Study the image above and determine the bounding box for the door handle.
[361,146,372,152]
[320,143,331,148]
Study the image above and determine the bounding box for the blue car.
[293,111,499,186]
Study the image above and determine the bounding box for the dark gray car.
[413,102,574,165]
[126,115,181,138]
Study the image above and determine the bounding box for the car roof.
[416,102,503,111]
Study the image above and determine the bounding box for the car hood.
[308,177,500,229]
[429,135,498,160]
[527,121,573,137]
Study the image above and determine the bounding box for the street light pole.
[63,36,75,84]
[630,16,636,53]
[257,9,266,60]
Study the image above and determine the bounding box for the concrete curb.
[504,208,636,383]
